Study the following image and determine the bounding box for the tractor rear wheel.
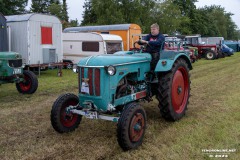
[157,59,190,121]
[16,70,38,94]
[117,102,146,151]
[51,93,82,133]
[205,50,216,60]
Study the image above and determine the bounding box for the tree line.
[82,0,240,40]
[0,0,239,40]
[0,0,79,28]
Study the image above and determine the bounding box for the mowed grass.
[0,53,240,160]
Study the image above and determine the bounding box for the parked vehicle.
[64,24,141,50]
[220,44,234,56]
[63,32,123,68]
[183,46,198,63]
[6,13,63,71]
[0,13,38,94]
[223,40,240,52]
[177,34,222,60]
[164,37,198,63]
[50,40,192,150]
[201,37,224,45]
[0,52,38,94]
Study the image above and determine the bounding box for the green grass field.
[0,53,239,160]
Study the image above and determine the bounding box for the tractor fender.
[155,53,192,72]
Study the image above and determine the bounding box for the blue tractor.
[221,44,234,56]
[50,41,192,150]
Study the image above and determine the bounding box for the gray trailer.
[6,13,63,71]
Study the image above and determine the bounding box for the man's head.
[150,23,159,36]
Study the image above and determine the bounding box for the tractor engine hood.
[78,51,152,67]
[0,52,22,59]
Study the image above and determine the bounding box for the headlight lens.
[211,47,215,51]
[22,63,26,68]
[72,64,78,73]
[107,65,116,75]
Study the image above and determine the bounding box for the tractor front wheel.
[157,59,190,121]
[16,70,38,94]
[51,93,82,133]
[117,102,146,151]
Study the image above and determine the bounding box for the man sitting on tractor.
[138,23,165,70]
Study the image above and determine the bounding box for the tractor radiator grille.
[79,67,101,96]
[8,59,22,68]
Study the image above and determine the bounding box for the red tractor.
[177,35,223,60]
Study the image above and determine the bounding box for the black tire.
[63,60,73,69]
[205,50,216,60]
[65,62,73,69]
[51,93,82,133]
[157,59,190,121]
[117,102,147,151]
[16,70,38,94]
[217,51,225,58]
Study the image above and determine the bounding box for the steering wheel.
[131,40,145,52]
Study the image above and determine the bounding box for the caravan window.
[82,42,99,52]
[106,42,122,54]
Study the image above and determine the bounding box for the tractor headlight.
[22,63,26,68]
[107,65,116,76]
[211,47,215,51]
[72,64,78,73]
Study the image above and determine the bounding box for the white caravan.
[63,32,123,67]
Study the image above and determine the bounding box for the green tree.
[190,8,220,36]
[80,0,239,39]
[173,0,197,16]
[81,0,97,25]
[30,0,51,13]
[81,0,155,32]
[117,0,155,32]
[151,0,191,34]
[69,19,79,27]
[91,0,124,25]
[225,13,239,40]
[191,5,238,39]
[0,0,28,15]
[171,0,197,34]
[48,2,62,18]
[48,0,71,29]
[62,0,69,22]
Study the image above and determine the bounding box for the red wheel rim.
[60,101,78,127]
[171,67,189,113]
[19,74,31,91]
[129,112,145,142]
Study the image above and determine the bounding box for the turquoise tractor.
[0,52,38,94]
[51,41,192,150]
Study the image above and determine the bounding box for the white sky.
[27,0,240,29]
[66,0,84,23]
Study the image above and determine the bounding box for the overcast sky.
[27,0,240,29]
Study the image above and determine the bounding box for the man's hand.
[139,40,148,44]
[137,40,148,45]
